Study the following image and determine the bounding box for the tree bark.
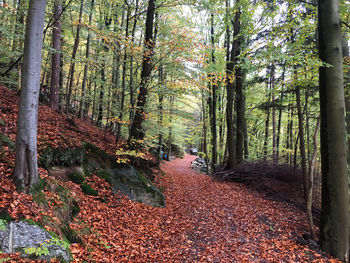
[210,13,218,169]
[66,0,83,115]
[128,0,140,138]
[202,88,209,174]
[318,0,350,260]
[295,83,308,200]
[271,65,277,163]
[49,0,62,111]
[128,0,156,147]
[225,1,240,168]
[116,2,130,141]
[307,116,320,241]
[79,0,95,119]
[342,32,350,164]
[236,66,244,164]
[13,0,47,191]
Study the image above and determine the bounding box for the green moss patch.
[96,170,112,184]
[60,224,83,244]
[80,183,99,196]
[0,210,14,222]
[0,132,14,149]
[67,172,85,185]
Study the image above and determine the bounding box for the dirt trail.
[157,155,332,262]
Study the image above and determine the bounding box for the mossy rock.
[109,166,165,207]
[41,142,165,207]
[39,146,84,168]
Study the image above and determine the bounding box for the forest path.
[157,155,328,262]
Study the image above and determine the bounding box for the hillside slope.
[0,86,338,262]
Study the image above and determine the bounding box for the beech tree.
[318,0,350,260]
[13,0,47,190]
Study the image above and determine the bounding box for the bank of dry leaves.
[0,86,339,262]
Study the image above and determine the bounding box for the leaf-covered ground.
[69,155,338,262]
[0,86,339,262]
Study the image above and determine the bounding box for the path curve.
[157,155,331,262]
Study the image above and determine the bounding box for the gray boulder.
[0,220,71,262]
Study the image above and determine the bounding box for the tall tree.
[50,0,62,111]
[116,1,130,141]
[65,0,83,115]
[225,0,240,168]
[13,0,47,190]
[79,0,95,119]
[318,0,350,260]
[128,0,156,147]
[210,13,218,169]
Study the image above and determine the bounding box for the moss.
[137,172,149,186]
[0,119,5,126]
[82,164,91,178]
[96,170,112,184]
[30,178,49,206]
[32,191,48,206]
[67,172,85,185]
[158,185,166,193]
[39,147,54,169]
[80,183,99,196]
[71,200,80,218]
[23,219,45,230]
[0,210,14,222]
[0,132,15,149]
[60,224,82,244]
[97,197,108,203]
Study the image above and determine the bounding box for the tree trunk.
[157,91,163,164]
[236,66,244,164]
[79,0,95,119]
[166,95,174,161]
[263,81,271,159]
[307,116,320,241]
[97,66,105,127]
[116,3,130,141]
[225,1,240,168]
[318,0,350,260]
[210,13,218,169]
[128,0,140,138]
[13,0,47,191]
[111,6,125,133]
[295,83,308,200]
[276,64,285,163]
[128,0,156,147]
[271,65,277,163]
[342,33,350,164]
[66,0,83,115]
[49,0,61,111]
[202,88,209,174]
[97,15,111,127]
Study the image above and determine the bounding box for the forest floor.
[0,86,340,262]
